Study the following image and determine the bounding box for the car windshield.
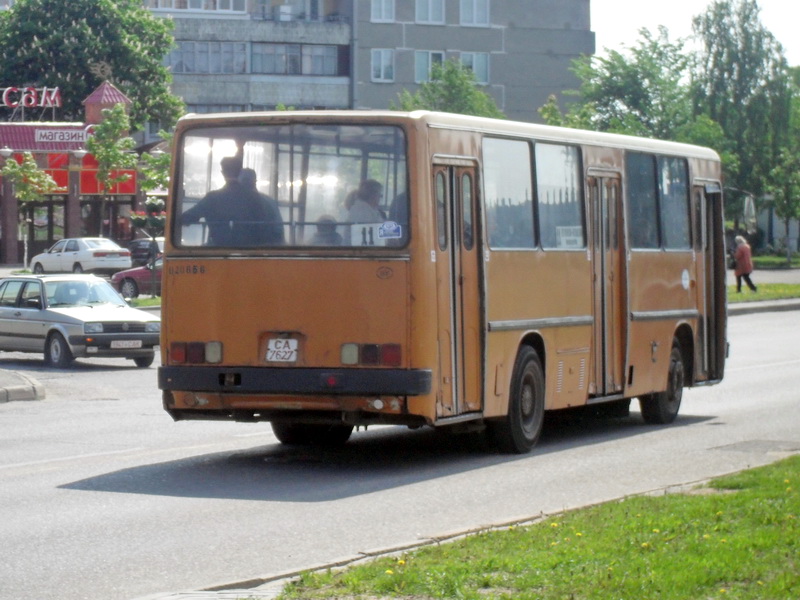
[46,280,127,308]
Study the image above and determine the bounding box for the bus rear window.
[175,124,409,248]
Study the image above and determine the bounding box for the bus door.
[694,182,725,380]
[432,162,482,417]
[589,173,626,396]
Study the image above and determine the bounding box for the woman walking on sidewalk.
[734,235,757,292]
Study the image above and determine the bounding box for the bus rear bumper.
[158,365,432,396]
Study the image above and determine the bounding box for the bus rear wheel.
[271,422,354,446]
[639,341,684,424]
[490,346,545,454]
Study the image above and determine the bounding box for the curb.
[727,299,800,315]
[0,371,46,403]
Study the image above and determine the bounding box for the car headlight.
[85,323,104,334]
[145,322,161,333]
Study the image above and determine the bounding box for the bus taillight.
[341,343,401,367]
[169,341,223,364]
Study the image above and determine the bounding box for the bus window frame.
[171,121,412,252]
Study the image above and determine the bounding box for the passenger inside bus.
[346,179,387,223]
[310,215,343,246]
[181,157,285,247]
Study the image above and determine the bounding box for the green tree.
[693,0,793,218]
[138,131,173,195]
[566,27,693,139]
[0,0,183,129]
[0,152,65,267]
[394,59,505,118]
[767,149,800,263]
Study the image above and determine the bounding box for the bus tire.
[271,422,354,446]
[639,341,684,424]
[490,346,545,454]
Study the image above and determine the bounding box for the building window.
[371,0,394,22]
[415,51,444,83]
[252,44,302,75]
[168,41,247,74]
[416,0,444,24]
[147,0,245,11]
[252,44,338,75]
[460,0,489,26]
[371,49,394,82]
[460,52,489,83]
[185,104,247,114]
[302,46,338,75]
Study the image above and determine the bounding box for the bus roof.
[176,109,721,162]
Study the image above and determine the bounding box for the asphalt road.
[0,308,798,600]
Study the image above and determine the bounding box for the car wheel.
[120,278,139,299]
[72,263,83,274]
[33,263,44,274]
[44,332,73,368]
[133,354,155,368]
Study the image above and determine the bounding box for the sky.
[591,0,800,66]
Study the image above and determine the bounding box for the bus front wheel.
[639,341,684,424]
[271,422,354,446]
[490,346,545,454]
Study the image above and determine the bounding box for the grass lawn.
[727,283,800,303]
[278,455,800,600]
[752,255,800,269]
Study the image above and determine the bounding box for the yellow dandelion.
[785,479,790,484]
[703,534,711,539]
[576,532,583,537]
[385,569,393,575]
[720,539,728,544]
[550,522,559,528]
[652,529,660,533]
[641,542,651,549]
[397,559,406,566]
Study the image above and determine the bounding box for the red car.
[111,258,162,299]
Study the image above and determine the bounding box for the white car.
[0,274,160,368]
[30,238,132,274]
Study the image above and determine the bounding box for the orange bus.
[158,110,727,453]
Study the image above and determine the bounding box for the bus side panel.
[483,250,594,416]
[625,251,697,396]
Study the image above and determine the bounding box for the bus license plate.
[266,338,298,362]
[111,340,142,349]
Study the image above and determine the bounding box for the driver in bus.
[181,157,284,247]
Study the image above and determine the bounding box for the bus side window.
[626,152,659,249]
[435,171,448,250]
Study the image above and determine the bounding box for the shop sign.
[1,86,62,108]
[35,129,87,143]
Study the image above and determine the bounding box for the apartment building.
[148,0,595,123]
